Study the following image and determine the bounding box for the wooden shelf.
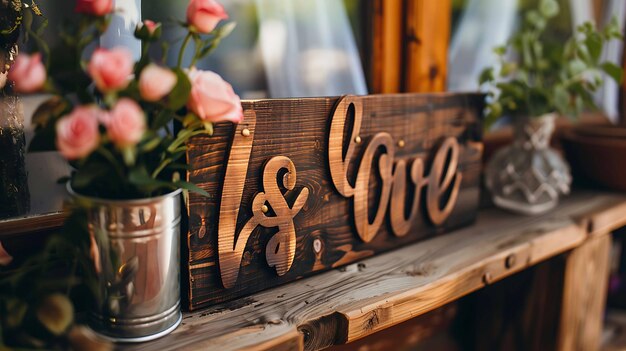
[122,192,626,351]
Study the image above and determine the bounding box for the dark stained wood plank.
[463,255,566,351]
[120,192,626,351]
[185,93,484,310]
[0,211,66,236]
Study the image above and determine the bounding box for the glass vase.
[485,114,571,215]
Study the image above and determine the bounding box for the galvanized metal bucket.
[69,186,183,342]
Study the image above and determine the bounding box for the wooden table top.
[120,191,626,351]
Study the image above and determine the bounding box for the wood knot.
[364,309,380,331]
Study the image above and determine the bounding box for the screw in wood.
[313,238,322,254]
[261,204,269,213]
[398,139,406,148]
[505,254,516,269]
[482,272,492,285]
[242,128,251,137]
[355,136,362,144]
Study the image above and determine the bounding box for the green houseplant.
[479,0,623,215]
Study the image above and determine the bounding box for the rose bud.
[187,68,243,123]
[139,64,177,102]
[107,98,146,147]
[134,20,162,41]
[75,0,114,16]
[37,294,74,335]
[186,0,228,34]
[88,47,134,93]
[7,53,47,94]
[56,106,101,160]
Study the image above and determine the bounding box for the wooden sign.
[185,93,484,310]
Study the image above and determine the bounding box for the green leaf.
[121,146,136,166]
[601,61,624,84]
[568,59,586,75]
[217,22,237,38]
[167,68,192,110]
[174,180,210,197]
[539,0,559,18]
[129,167,176,193]
[72,162,109,189]
[493,45,506,56]
[553,85,570,115]
[152,109,175,129]
[585,33,603,62]
[478,67,494,85]
[501,62,517,76]
[140,136,162,152]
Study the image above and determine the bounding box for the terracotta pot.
[561,129,626,191]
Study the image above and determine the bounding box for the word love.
[329,95,462,242]
[216,96,463,289]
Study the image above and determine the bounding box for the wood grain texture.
[328,303,458,351]
[0,212,66,236]
[185,93,484,310]
[121,192,626,351]
[557,233,612,351]
[369,0,404,93]
[405,0,451,92]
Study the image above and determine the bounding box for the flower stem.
[177,32,193,69]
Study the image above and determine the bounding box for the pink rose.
[107,98,145,147]
[0,241,13,266]
[186,0,228,34]
[7,53,46,94]
[75,0,113,16]
[139,64,177,102]
[88,48,134,93]
[187,69,243,123]
[56,106,101,160]
[142,20,158,35]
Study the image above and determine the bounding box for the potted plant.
[479,0,623,215]
[7,0,242,342]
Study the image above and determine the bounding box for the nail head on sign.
[242,128,251,137]
[398,139,405,148]
[261,204,269,213]
[355,136,362,144]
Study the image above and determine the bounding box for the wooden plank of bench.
[121,192,626,351]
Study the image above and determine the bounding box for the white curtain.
[448,0,517,92]
[255,0,367,98]
[101,0,142,60]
